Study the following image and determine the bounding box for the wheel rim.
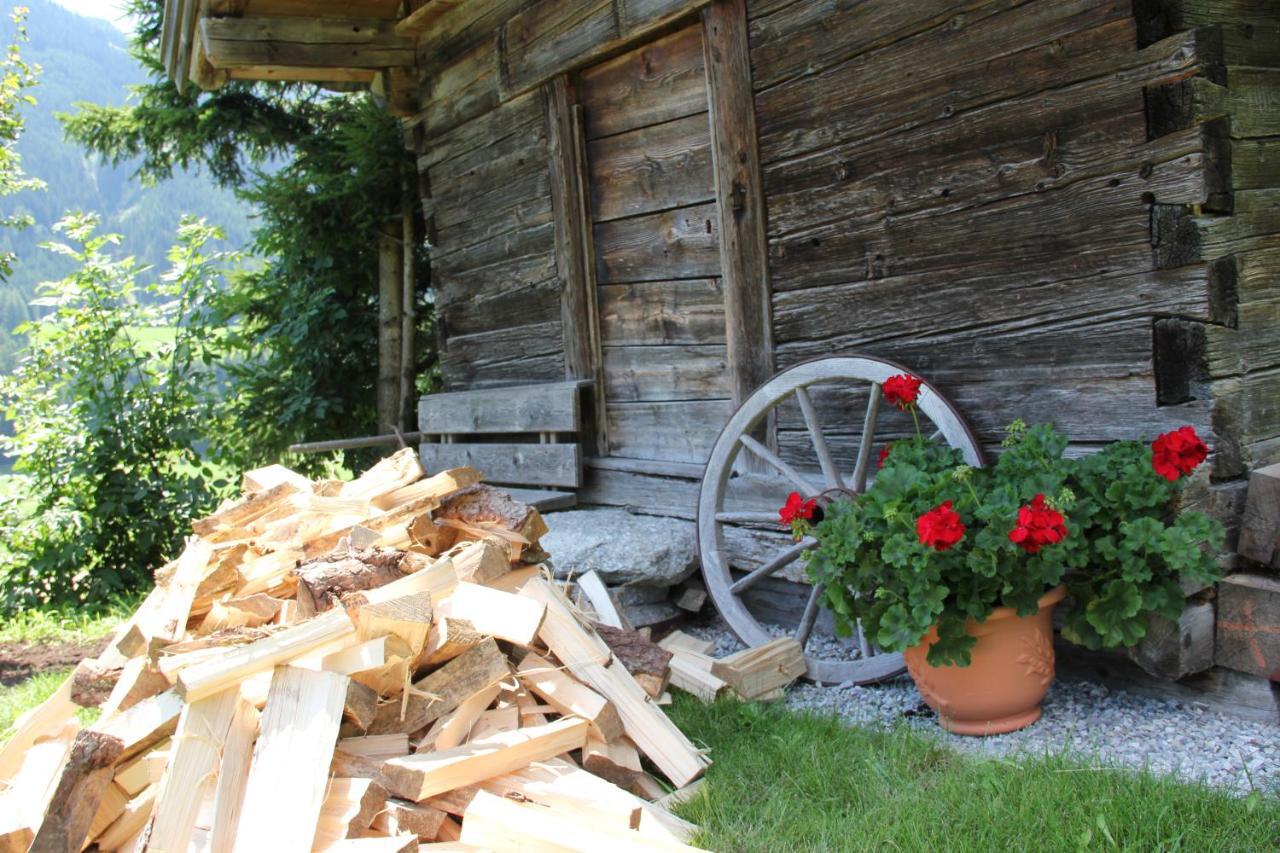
[697,356,984,685]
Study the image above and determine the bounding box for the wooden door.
[577,25,734,465]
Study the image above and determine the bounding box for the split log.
[445,539,512,585]
[344,680,381,731]
[368,639,509,735]
[313,778,389,847]
[233,667,349,853]
[417,617,484,668]
[517,651,624,740]
[657,631,715,656]
[70,658,124,708]
[436,485,549,547]
[382,717,590,801]
[710,637,807,699]
[93,785,157,851]
[337,734,410,760]
[594,623,672,699]
[347,590,434,653]
[577,570,630,629]
[583,732,643,788]
[437,582,547,646]
[666,650,727,703]
[294,549,410,616]
[370,798,447,841]
[29,730,124,853]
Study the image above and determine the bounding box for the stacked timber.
[0,449,708,852]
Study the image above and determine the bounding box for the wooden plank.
[500,487,579,511]
[588,112,715,222]
[500,0,618,98]
[546,75,600,383]
[606,399,733,463]
[703,0,774,409]
[710,637,807,698]
[233,667,349,853]
[418,379,584,433]
[594,202,722,283]
[419,442,583,488]
[397,0,467,36]
[604,344,729,402]
[200,16,416,70]
[421,88,544,170]
[382,718,590,801]
[577,23,706,139]
[599,279,726,346]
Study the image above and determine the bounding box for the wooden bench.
[417,381,592,510]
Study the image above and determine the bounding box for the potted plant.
[788,373,1224,735]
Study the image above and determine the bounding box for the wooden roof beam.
[200,15,417,75]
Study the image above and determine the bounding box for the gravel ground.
[685,618,1280,794]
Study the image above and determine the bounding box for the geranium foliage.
[805,420,1223,667]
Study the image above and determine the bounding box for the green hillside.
[0,0,252,372]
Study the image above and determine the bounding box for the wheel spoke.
[855,618,872,658]
[738,434,821,496]
[795,387,843,490]
[929,428,943,441]
[796,583,824,647]
[715,511,781,525]
[851,383,881,492]
[729,537,815,595]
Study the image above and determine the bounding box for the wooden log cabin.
[164,0,1280,707]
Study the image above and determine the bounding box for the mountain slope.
[0,0,253,363]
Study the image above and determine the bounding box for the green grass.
[0,595,137,646]
[0,668,98,739]
[666,695,1280,852]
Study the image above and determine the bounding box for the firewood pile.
[0,449,714,852]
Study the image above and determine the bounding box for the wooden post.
[378,219,404,434]
[703,0,774,410]
[398,182,417,432]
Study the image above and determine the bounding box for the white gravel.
[684,618,1280,795]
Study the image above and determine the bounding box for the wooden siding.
[746,0,1235,473]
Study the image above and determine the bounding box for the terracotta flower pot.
[903,584,1066,736]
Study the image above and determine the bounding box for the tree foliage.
[0,216,232,608]
[1,6,44,283]
[61,0,431,470]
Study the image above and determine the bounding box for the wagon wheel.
[697,356,984,685]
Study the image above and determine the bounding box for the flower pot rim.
[981,583,1066,624]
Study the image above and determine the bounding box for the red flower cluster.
[916,500,965,551]
[779,491,817,526]
[1008,494,1068,555]
[877,444,893,469]
[1151,426,1208,482]
[883,374,922,410]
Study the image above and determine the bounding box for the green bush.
[0,214,234,609]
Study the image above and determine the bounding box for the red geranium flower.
[916,500,965,551]
[1151,426,1208,482]
[877,444,892,469]
[883,374,922,410]
[1008,494,1068,555]
[779,491,817,526]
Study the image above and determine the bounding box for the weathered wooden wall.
[408,0,1278,513]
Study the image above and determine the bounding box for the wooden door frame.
[547,0,772,463]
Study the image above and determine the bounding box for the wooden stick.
[29,730,124,852]
[208,695,259,853]
[517,651,624,741]
[437,582,546,646]
[368,639,509,735]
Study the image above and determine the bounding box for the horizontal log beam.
[201,16,416,71]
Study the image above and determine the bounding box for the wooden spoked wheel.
[697,356,984,685]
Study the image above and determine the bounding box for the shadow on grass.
[666,694,1279,852]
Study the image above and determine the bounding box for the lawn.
[666,695,1279,851]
